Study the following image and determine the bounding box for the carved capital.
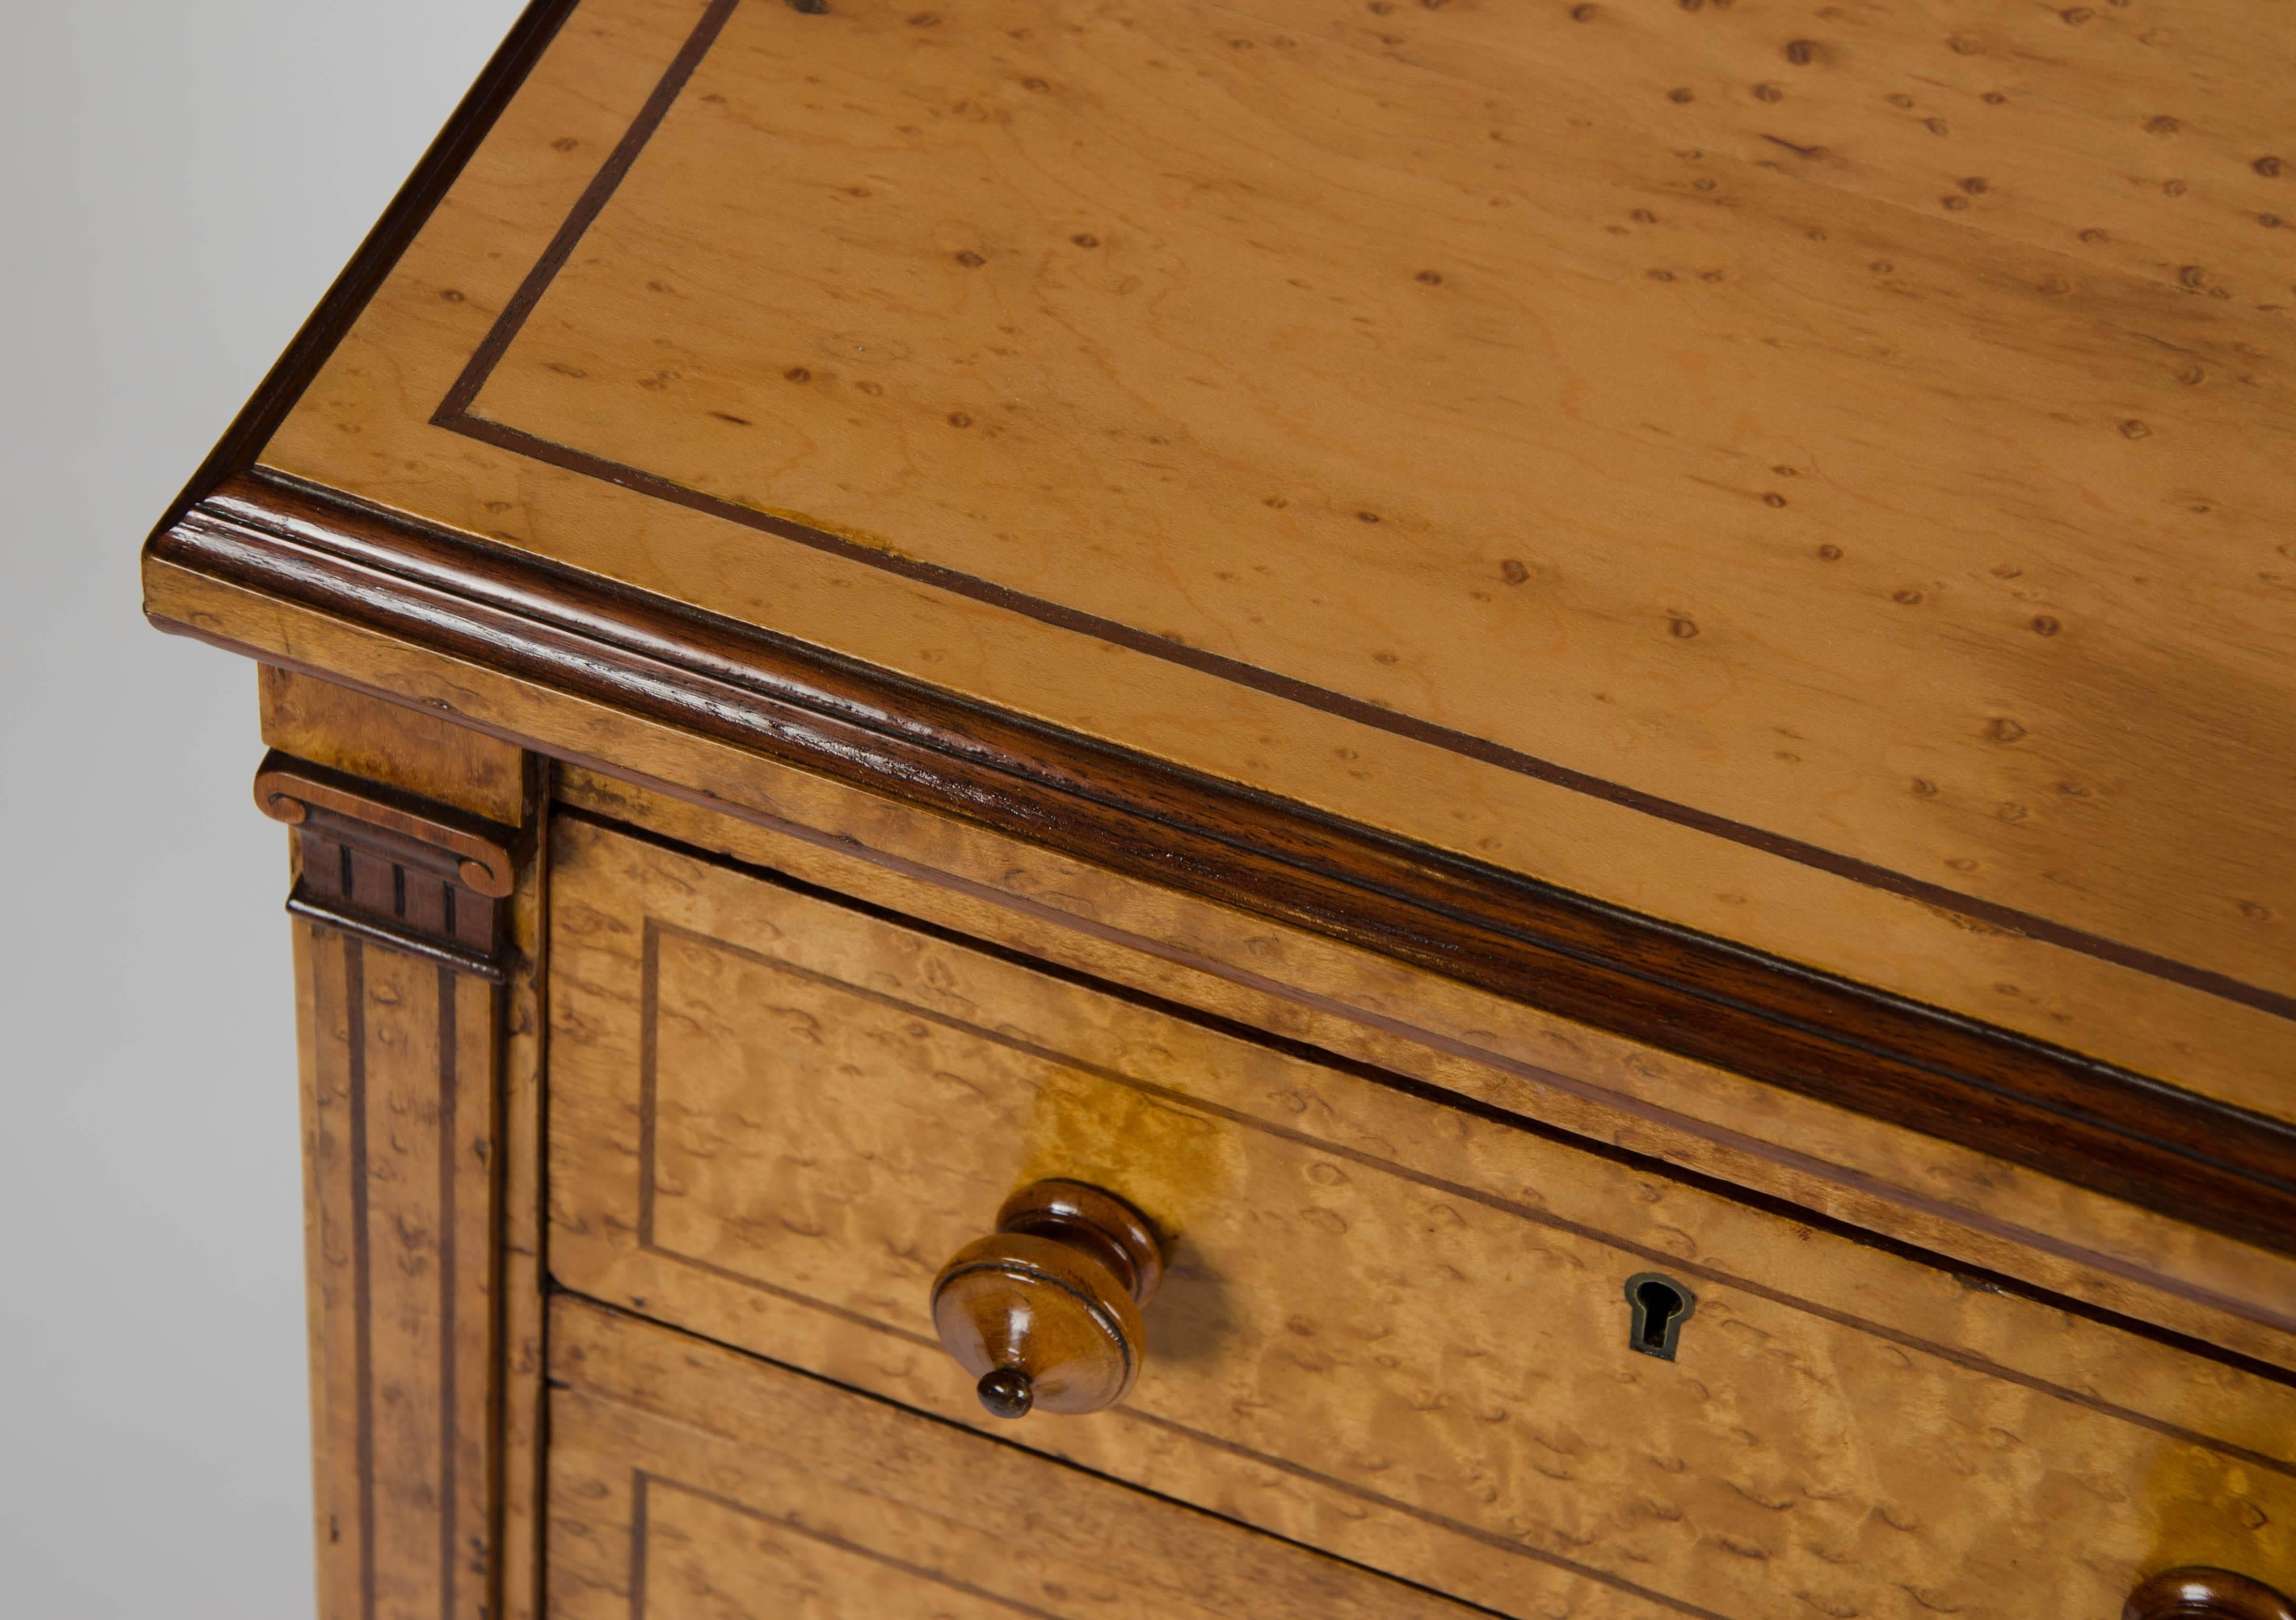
[255,749,519,980]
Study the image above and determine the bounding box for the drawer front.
[547,1296,1475,1620]
[547,817,2296,1619]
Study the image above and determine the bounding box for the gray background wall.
[0,5,527,1612]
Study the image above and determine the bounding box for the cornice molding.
[152,473,2296,1258]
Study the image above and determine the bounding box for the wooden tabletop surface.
[237,0,2292,1115]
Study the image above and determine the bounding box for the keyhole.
[1623,1272,1696,1361]
[1637,1280,1683,1348]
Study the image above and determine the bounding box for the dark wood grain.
[151,472,2296,1259]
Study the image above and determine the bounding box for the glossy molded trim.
[148,472,2296,1259]
[153,0,582,540]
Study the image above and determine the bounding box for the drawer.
[547,1297,1473,1619]
[547,816,2296,1618]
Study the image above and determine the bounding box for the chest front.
[147,1,2296,1616]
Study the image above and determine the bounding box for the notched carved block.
[255,748,519,981]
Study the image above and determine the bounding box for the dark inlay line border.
[437,965,460,1620]
[426,0,2284,1021]
[436,0,739,420]
[625,1471,1071,1620]
[570,1298,1526,1620]
[155,0,582,541]
[345,937,377,1620]
[628,914,2296,1490]
[620,925,1702,1619]
[576,801,2295,1343]
[640,1224,1743,1620]
[317,924,489,1620]
[626,1465,649,1620]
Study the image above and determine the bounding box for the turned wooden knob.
[2126,1570,2296,1620]
[930,1180,1163,1419]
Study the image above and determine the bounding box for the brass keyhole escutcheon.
[930,1180,1164,1419]
[1624,1272,1697,1361]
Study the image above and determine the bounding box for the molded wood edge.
[145,472,2296,1260]
[152,0,582,541]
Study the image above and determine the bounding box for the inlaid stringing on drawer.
[547,1297,1484,1620]
[546,816,2296,1620]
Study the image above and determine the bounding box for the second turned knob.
[929,1180,1164,1419]
[2126,1570,2296,1620]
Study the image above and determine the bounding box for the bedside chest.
[145,1,2295,1615]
